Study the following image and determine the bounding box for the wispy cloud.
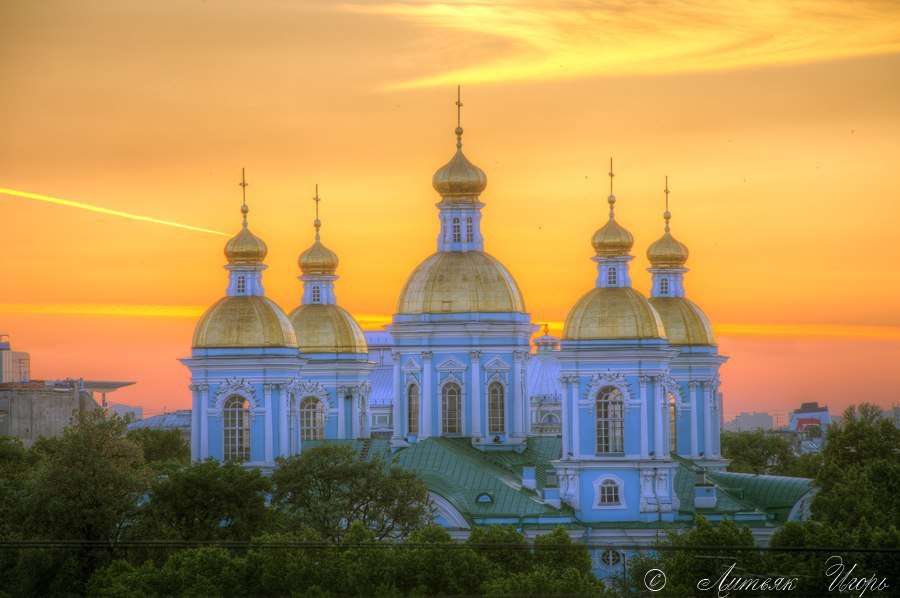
[0,188,229,236]
[345,0,900,88]
[1,304,206,318]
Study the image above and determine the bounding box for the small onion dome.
[288,304,368,354]
[563,287,664,340]
[649,297,715,346]
[647,211,689,268]
[591,195,634,256]
[299,239,339,275]
[533,325,560,352]
[193,296,298,348]
[432,127,487,201]
[398,251,525,314]
[225,206,268,265]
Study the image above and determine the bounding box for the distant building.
[0,379,100,447]
[788,402,831,433]
[108,402,144,421]
[127,409,192,444]
[0,335,31,383]
[724,412,773,432]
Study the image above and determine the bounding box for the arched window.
[660,277,669,296]
[596,386,624,454]
[599,478,620,505]
[299,396,325,440]
[466,217,473,242]
[223,396,250,462]
[442,382,462,435]
[669,392,678,453]
[407,384,420,435]
[452,218,461,243]
[236,275,247,295]
[312,285,321,303]
[607,267,617,286]
[488,381,505,434]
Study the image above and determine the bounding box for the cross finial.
[608,158,615,196]
[664,176,672,233]
[607,157,617,217]
[313,184,322,240]
[239,168,250,226]
[456,85,463,128]
[542,323,550,336]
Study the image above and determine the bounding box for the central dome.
[289,304,368,353]
[397,251,526,314]
[563,287,664,340]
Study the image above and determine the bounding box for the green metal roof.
[706,470,814,522]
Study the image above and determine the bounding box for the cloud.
[343,0,900,88]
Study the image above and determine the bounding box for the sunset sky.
[2,0,899,421]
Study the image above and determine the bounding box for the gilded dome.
[647,230,689,268]
[591,196,634,257]
[225,207,268,265]
[649,297,715,346]
[563,287,664,340]
[288,304,368,354]
[397,251,526,314]
[432,128,487,202]
[193,296,298,349]
[299,239,339,275]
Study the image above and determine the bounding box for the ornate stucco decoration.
[212,378,257,410]
[284,378,333,409]
[404,373,420,390]
[585,372,632,402]
[485,371,508,392]
[659,371,683,402]
[439,371,465,390]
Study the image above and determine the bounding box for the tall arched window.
[407,384,420,435]
[452,218,461,243]
[442,383,462,435]
[223,396,250,462]
[599,478,620,505]
[596,386,624,454]
[299,397,325,440]
[312,285,321,303]
[660,277,669,296]
[488,381,505,434]
[236,275,247,294]
[607,267,617,286]
[466,217,473,242]
[669,393,678,453]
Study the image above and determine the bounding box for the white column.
[689,381,699,458]
[513,351,525,437]
[703,380,713,457]
[263,384,274,463]
[572,378,581,457]
[279,388,288,456]
[351,386,361,440]
[391,352,403,440]
[190,385,200,461]
[200,384,209,460]
[338,386,346,439]
[712,390,721,456]
[421,352,433,438]
[470,351,482,438]
[561,376,573,458]
[638,376,649,458]
[654,378,664,459]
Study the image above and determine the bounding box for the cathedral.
[182,108,815,570]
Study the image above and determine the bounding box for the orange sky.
[2,1,899,420]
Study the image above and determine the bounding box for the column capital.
[421,351,433,362]
[470,350,482,361]
[392,351,401,363]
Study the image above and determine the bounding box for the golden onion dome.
[288,304,368,354]
[432,127,487,201]
[398,251,526,314]
[299,239,339,275]
[647,211,689,268]
[649,297,715,346]
[591,195,634,256]
[225,205,268,265]
[193,296,298,349]
[563,287,664,340]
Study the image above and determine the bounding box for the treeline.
[0,411,612,596]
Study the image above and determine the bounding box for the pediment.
[483,356,510,371]
[436,357,468,371]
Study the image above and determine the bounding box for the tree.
[127,428,189,466]
[135,459,271,541]
[271,444,430,541]
[720,429,796,475]
[396,524,492,596]
[533,526,592,576]
[483,566,613,597]
[14,409,150,595]
[466,525,532,575]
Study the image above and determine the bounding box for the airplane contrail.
[0,187,230,236]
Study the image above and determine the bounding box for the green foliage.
[271,444,430,541]
[483,566,612,597]
[721,429,796,475]
[466,524,531,575]
[398,525,493,596]
[533,526,592,576]
[127,428,189,467]
[135,459,271,541]
[13,409,150,594]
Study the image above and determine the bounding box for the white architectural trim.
[593,474,628,510]
[428,492,470,529]
[436,357,467,372]
[482,356,511,371]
